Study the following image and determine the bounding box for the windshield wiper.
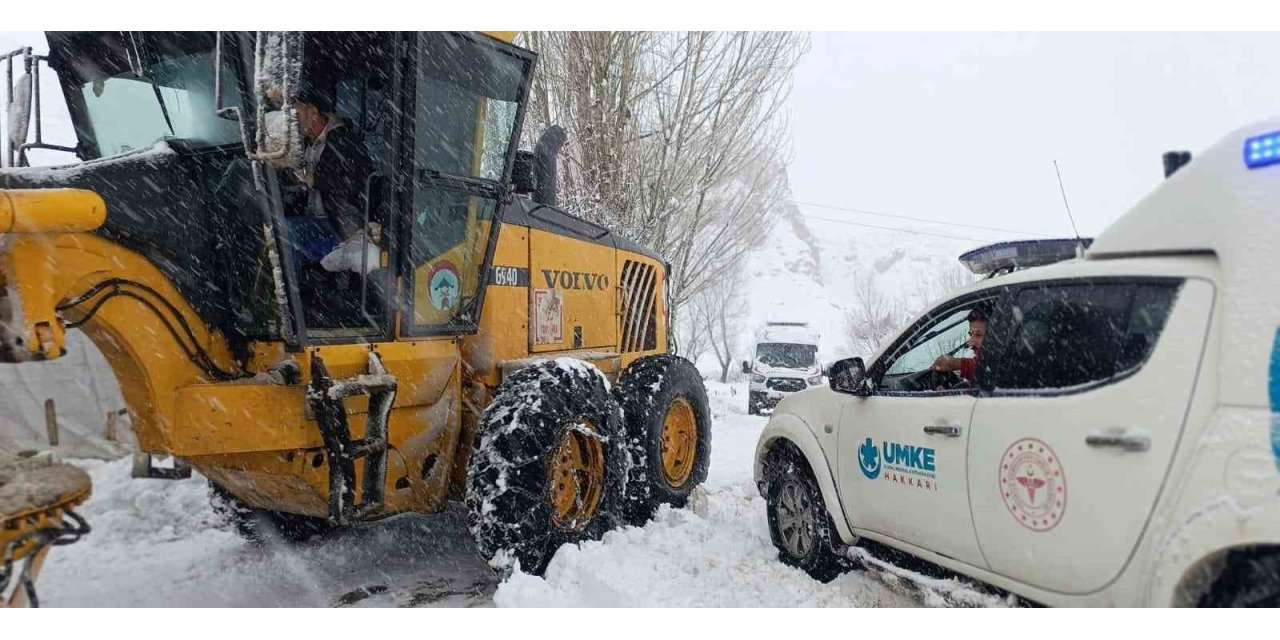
[127,32,175,136]
[417,168,505,200]
[148,79,176,137]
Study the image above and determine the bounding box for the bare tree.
[843,272,909,359]
[843,265,978,359]
[519,31,810,311]
[914,264,976,310]
[689,265,748,383]
[675,302,710,366]
[521,31,654,233]
[636,32,807,308]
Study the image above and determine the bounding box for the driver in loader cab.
[932,308,988,382]
[290,83,377,274]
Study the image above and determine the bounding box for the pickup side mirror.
[829,357,871,396]
[741,360,751,375]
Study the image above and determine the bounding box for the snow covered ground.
[33,380,1007,608]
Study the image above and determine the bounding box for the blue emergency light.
[1244,130,1280,170]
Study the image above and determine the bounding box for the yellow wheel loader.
[0,31,711,577]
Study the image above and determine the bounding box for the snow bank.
[495,483,916,607]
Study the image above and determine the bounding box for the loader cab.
[7,31,533,354]
[252,31,535,344]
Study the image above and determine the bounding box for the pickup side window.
[872,293,1001,395]
[985,279,1181,393]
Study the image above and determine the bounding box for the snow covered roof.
[757,323,820,345]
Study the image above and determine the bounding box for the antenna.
[1052,160,1085,255]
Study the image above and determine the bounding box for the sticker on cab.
[1000,437,1066,532]
[533,288,563,345]
[428,261,460,311]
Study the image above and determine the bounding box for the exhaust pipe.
[1163,151,1191,178]
[533,125,565,208]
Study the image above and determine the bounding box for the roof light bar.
[959,238,1093,276]
[1244,130,1280,170]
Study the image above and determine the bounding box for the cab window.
[414,33,526,181]
[400,33,531,335]
[55,31,242,159]
[278,33,395,338]
[403,189,497,331]
[984,279,1180,393]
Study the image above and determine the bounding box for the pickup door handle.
[923,425,962,437]
[1085,428,1151,452]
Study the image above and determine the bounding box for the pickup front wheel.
[763,443,846,582]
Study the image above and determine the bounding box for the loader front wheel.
[465,360,628,576]
[615,355,712,525]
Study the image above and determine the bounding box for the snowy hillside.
[741,200,999,363]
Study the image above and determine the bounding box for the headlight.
[807,376,822,386]
[752,374,766,383]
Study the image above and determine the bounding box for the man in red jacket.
[932,309,988,382]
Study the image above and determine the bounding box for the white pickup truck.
[754,119,1280,606]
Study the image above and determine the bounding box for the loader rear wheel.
[615,355,712,525]
[465,360,627,576]
[209,482,332,544]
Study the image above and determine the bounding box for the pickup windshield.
[756,343,817,369]
[52,32,241,158]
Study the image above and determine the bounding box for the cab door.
[837,299,995,568]
[967,277,1214,593]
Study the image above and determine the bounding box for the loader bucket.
[0,451,91,607]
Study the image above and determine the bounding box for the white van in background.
[743,321,823,415]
